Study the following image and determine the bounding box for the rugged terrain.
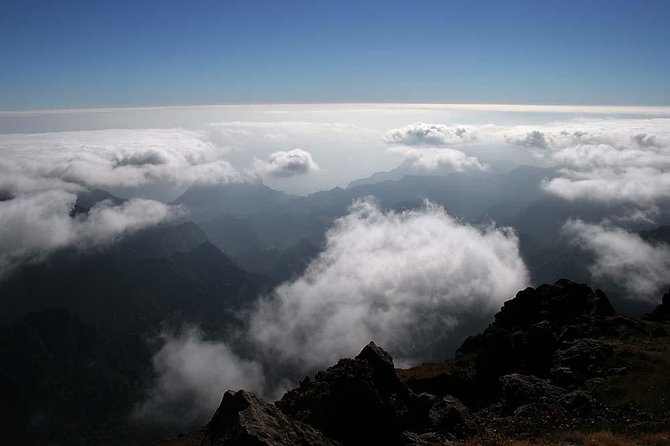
[157,280,670,446]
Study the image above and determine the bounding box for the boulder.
[551,339,613,385]
[499,373,565,412]
[426,395,477,438]
[495,279,615,329]
[400,431,452,446]
[647,288,670,322]
[202,390,339,446]
[277,342,413,446]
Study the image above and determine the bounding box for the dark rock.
[499,373,565,412]
[426,395,477,438]
[202,390,339,446]
[442,280,620,407]
[494,279,615,329]
[647,288,670,322]
[558,390,596,417]
[400,431,452,446]
[277,342,413,446]
[550,339,613,385]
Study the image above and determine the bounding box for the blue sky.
[2,0,669,109]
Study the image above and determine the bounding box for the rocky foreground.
[157,280,670,446]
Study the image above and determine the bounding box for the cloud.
[0,127,247,274]
[543,167,670,204]
[253,148,319,178]
[0,190,174,277]
[134,327,265,428]
[0,128,245,197]
[248,198,529,370]
[388,146,488,172]
[563,219,670,302]
[140,198,529,423]
[494,119,670,207]
[505,130,550,149]
[384,122,476,146]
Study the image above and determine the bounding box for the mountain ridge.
[157,279,670,446]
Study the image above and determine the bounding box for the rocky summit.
[158,280,670,446]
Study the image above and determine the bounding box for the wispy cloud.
[563,219,670,302]
[0,191,175,277]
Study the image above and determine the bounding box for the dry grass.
[395,360,454,382]
[457,431,670,446]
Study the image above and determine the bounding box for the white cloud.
[505,130,550,149]
[0,127,247,274]
[492,119,670,207]
[134,327,265,428]
[248,198,529,370]
[387,146,488,172]
[0,191,174,277]
[543,167,670,204]
[0,128,245,197]
[253,148,319,178]
[563,219,670,302]
[384,122,476,146]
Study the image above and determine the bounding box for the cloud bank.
[563,220,670,302]
[387,146,488,172]
[141,198,529,420]
[498,119,670,207]
[0,128,244,197]
[0,127,249,275]
[384,123,476,146]
[253,148,319,178]
[249,198,528,370]
[383,123,486,173]
[0,191,174,277]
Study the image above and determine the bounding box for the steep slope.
[0,308,151,446]
[0,222,264,334]
[172,182,292,222]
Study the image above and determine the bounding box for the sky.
[2,0,670,109]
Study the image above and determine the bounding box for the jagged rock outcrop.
[413,280,628,407]
[425,394,476,438]
[202,390,339,446]
[199,342,474,446]
[498,373,565,412]
[647,288,670,322]
[276,341,415,445]
[182,279,669,446]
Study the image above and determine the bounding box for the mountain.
[160,280,670,446]
[0,308,151,446]
[173,169,670,313]
[172,181,292,222]
[0,221,264,334]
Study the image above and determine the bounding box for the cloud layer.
[0,127,248,275]
[499,119,670,206]
[387,146,488,172]
[0,190,174,276]
[0,128,244,197]
[563,220,670,302]
[253,148,319,178]
[249,198,528,370]
[384,123,476,146]
[383,123,486,173]
[141,198,529,421]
